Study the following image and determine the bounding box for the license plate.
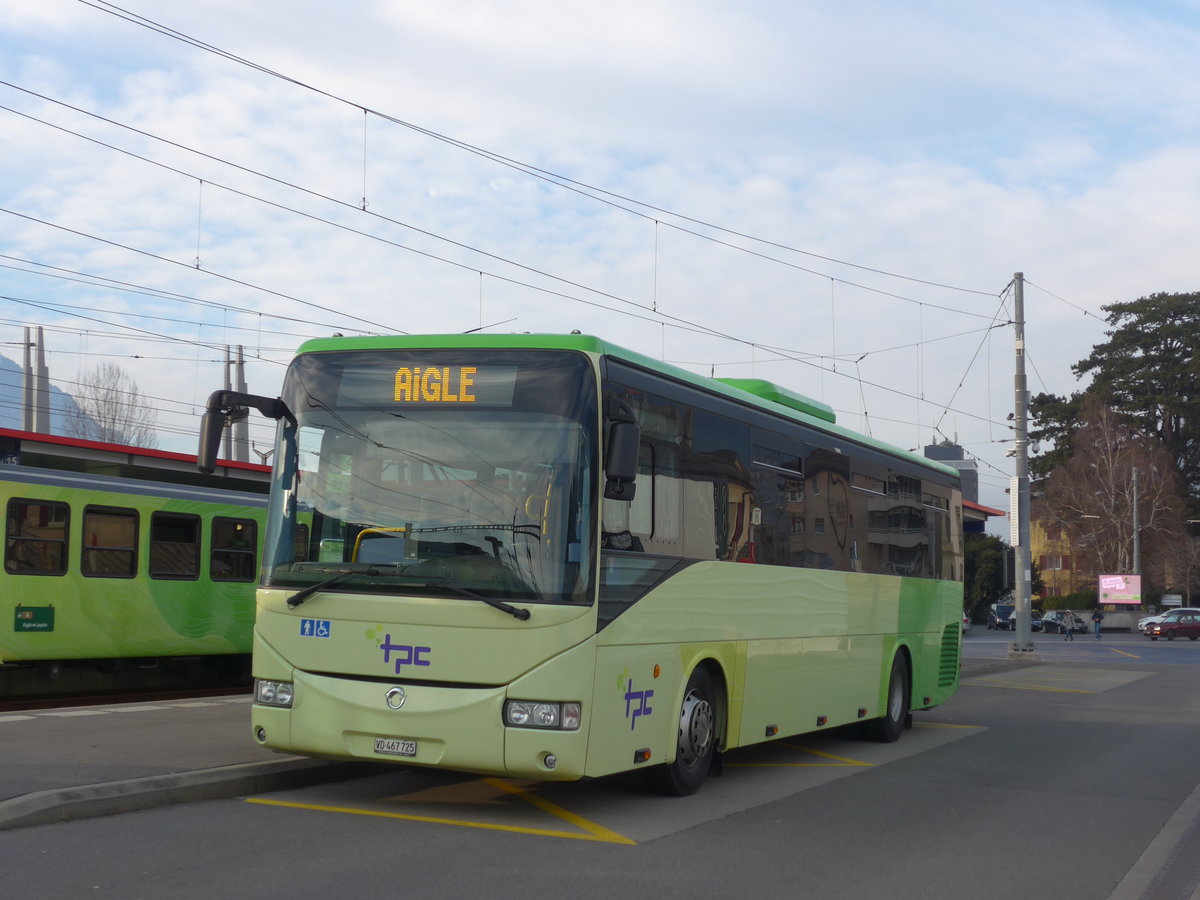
[374,737,417,757]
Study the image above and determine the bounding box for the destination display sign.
[334,361,519,408]
[394,366,477,403]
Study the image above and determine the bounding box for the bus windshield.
[263,349,598,605]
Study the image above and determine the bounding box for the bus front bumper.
[251,669,589,781]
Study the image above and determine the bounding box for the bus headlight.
[255,679,294,708]
[504,700,581,731]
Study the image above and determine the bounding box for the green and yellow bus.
[200,334,963,795]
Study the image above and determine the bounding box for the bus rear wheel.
[645,667,717,796]
[864,654,908,743]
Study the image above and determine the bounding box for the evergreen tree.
[1034,291,1200,511]
[964,533,1008,620]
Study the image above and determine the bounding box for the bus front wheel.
[645,667,717,796]
[864,654,909,743]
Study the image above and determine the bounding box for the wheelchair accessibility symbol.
[300,619,332,638]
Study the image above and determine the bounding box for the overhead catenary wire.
[0,3,1059,469]
[0,96,1019,437]
[0,255,370,335]
[0,87,1007,354]
[2,206,399,335]
[76,2,997,298]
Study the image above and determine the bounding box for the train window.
[211,517,257,582]
[149,512,201,580]
[5,498,69,576]
[81,506,138,578]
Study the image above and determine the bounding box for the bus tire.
[864,654,908,743]
[645,667,717,796]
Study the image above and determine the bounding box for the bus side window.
[602,441,652,551]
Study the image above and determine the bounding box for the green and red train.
[1,428,268,686]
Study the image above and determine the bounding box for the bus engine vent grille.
[937,623,960,687]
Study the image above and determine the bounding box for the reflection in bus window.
[751,444,804,566]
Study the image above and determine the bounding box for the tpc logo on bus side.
[379,634,432,674]
[624,678,653,730]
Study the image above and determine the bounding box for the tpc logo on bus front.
[379,633,432,674]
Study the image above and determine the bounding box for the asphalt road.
[7,631,1200,900]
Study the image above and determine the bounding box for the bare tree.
[1161,533,1200,603]
[66,362,159,448]
[1039,396,1183,589]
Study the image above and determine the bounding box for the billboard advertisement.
[1098,573,1141,605]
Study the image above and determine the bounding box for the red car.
[1145,610,1200,641]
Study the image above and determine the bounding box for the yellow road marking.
[1106,647,1139,659]
[483,778,635,844]
[245,784,636,845]
[970,678,1090,693]
[730,742,872,768]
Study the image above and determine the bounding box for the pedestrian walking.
[1064,609,1075,641]
[1092,607,1104,640]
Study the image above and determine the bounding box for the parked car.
[962,610,972,633]
[1145,610,1200,641]
[1041,610,1087,634]
[1138,608,1200,634]
[987,603,1015,630]
[986,605,1040,631]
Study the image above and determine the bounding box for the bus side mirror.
[604,397,640,501]
[197,390,291,474]
[197,407,231,474]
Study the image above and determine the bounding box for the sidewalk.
[0,656,1027,831]
[0,694,380,830]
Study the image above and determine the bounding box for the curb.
[0,757,387,831]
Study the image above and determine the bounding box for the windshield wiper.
[286,562,531,619]
[424,583,532,621]
[287,565,397,608]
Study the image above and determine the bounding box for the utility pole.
[22,327,51,434]
[221,345,232,461]
[1132,466,1140,575]
[22,327,32,432]
[234,345,249,463]
[220,345,251,464]
[1010,273,1037,656]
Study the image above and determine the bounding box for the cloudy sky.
[3,0,1200,524]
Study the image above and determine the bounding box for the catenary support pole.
[1011,273,1036,655]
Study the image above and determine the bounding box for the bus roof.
[293,333,959,479]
